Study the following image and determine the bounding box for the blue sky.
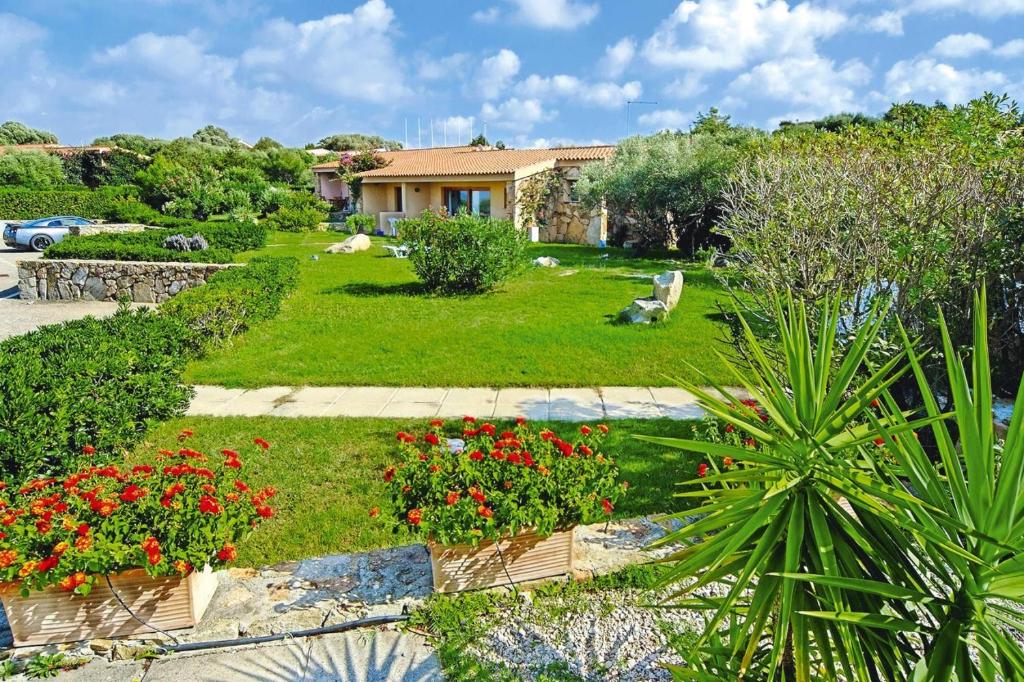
[2,0,1022,147]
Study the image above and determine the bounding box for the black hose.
[160,614,410,653]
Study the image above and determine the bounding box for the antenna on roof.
[626,100,658,137]
[483,121,487,141]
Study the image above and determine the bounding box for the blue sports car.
[2,216,94,252]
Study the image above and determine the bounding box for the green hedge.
[0,308,194,480]
[43,221,268,263]
[0,187,138,220]
[162,256,299,351]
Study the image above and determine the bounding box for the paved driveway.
[0,247,143,341]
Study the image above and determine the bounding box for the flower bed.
[382,418,627,589]
[0,432,276,643]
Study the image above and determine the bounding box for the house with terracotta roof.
[311,144,615,245]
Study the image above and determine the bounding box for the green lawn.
[183,232,732,388]
[133,416,700,568]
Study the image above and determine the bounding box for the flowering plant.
[381,418,627,545]
[0,432,276,597]
[691,398,770,478]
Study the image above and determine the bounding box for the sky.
[1,0,1022,148]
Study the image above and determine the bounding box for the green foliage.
[23,653,68,679]
[690,107,734,135]
[253,136,283,151]
[776,112,878,134]
[261,147,313,185]
[43,235,234,263]
[385,421,625,545]
[0,150,65,188]
[192,124,234,147]
[400,210,528,294]
[91,133,167,156]
[161,256,299,350]
[578,128,757,253]
[0,186,138,219]
[345,213,375,233]
[315,133,402,151]
[0,121,58,145]
[337,150,390,205]
[263,192,329,232]
[0,307,194,480]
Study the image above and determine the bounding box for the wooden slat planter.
[0,567,218,647]
[430,528,574,593]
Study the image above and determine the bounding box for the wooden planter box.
[430,528,574,593]
[0,567,218,647]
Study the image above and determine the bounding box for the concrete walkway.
[187,385,734,421]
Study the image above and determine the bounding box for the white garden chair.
[383,244,411,258]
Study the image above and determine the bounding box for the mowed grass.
[184,232,732,388]
[133,416,701,568]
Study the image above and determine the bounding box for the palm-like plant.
[641,295,951,681]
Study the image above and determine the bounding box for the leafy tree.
[0,121,58,145]
[468,134,489,146]
[192,125,233,147]
[262,147,313,185]
[0,150,65,188]
[252,136,283,151]
[777,112,878,134]
[315,133,402,151]
[91,133,167,156]
[337,150,390,207]
[690,107,734,136]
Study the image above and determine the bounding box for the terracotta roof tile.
[311,145,614,178]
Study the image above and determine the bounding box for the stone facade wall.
[537,201,607,245]
[17,259,238,303]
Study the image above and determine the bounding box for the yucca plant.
[639,295,950,681]
[788,289,1024,680]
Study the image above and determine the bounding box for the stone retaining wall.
[17,259,238,303]
[69,223,148,237]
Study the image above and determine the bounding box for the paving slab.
[325,387,399,417]
[204,386,296,417]
[304,631,441,681]
[601,386,664,419]
[144,639,311,681]
[188,386,248,415]
[492,388,549,420]
[649,386,705,420]
[377,388,448,418]
[548,388,604,421]
[270,387,350,417]
[436,388,497,419]
[51,659,148,682]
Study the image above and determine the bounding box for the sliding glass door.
[444,188,491,217]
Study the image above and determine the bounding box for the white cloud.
[518,74,642,108]
[730,55,871,116]
[932,32,992,58]
[865,10,904,36]
[472,7,501,23]
[882,57,1008,104]
[475,49,522,100]
[994,39,1024,57]
[636,108,692,130]
[643,0,848,72]
[526,136,608,148]
[0,13,47,58]
[664,72,707,99]
[480,97,555,132]
[599,38,636,78]
[910,0,1024,18]
[240,0,408,103]
[418,53,471,80]
[98,31,237,86]
[507,0,600,29]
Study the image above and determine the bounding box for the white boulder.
[619,298,669,324]
[652,270,684,310]
[325,233,371,254]
[533,256,560,268]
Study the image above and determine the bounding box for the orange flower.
[446,491,460,505]
[407,508,422,525]
[477,505,493,519]
[53,541,70,555]
[75,536,93,552]
[368,507,380,518]
[0,550,18,567]
[173,560,191,575]
[82,445,96,455]
[217,544,237,562]
[18,561,37,577]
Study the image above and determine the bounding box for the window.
[444,188,491,217]
[394,187,404,212]
[567,180,580,203]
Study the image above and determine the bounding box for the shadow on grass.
[321,281,430,297]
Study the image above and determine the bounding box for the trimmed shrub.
[0,308,194,480]
[400,211,528,294]
[263,192,329,232]
[44,236,233,263]
[162,256,299,350]
[345,213,375,233]
[0,186,138,220]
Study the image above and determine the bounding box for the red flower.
[418,453,429,462]
[515,416,527,426]
[424,433,440,446]
[477,505,493,519]
[224,456,241,469]
[579,445,593,456]
[874,437,886,446]
[469,487,486,503]
[234,480,250,493]
[723,457,734,467]
[697,463,709,478]
[429,464,441,473]
[463,416,477,423]
[597,424,609,434]
[198,495,223,515]
[429,419,444,427]
[256,505,274,519]
[557,441,574,457]
[725,424,735,433]
[480,424,496,437]
[119,484,148,503]
[523,452,535,467]
[91,499,119,517]
[507,452,522,465]
[580,425,592,436]
[743,438,757,447]
[407,508,422,525]
[369,507,380,518]
[253,438,270,450]
[601,498,614,515]
[37,555,59,573]
[82,445,96,455]
[490,449,505,461]
[217,544,237,562]
[383,466,397,483]
[76,523,90,537]
[870,398,881,409]
[468,450,484,461]
[446,491,460,505]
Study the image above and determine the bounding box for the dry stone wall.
[17,259,238,303]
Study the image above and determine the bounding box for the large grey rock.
[652,270,684,310]
[326,234,371,254]
[532,256,560,268]
[619,298,669,324]
[83,276,107,301]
